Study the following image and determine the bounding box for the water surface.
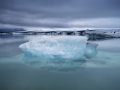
[0,35,120,90]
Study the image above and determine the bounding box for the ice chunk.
[19,36,88,60]
[19,36,98,72]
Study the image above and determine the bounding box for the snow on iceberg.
[19,36,98,72]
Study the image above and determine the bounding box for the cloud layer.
[0,0,120,30]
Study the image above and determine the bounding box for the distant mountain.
[0,28,26,33]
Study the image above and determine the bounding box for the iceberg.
[19,36,88,60]
[19,36,98,72]
[86,29,120,40]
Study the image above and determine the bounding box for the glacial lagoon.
[0,35,120,90]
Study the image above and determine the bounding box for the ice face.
[19,36,98,72]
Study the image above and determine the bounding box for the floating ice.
[19,36,98,72]
[20,36,88,60]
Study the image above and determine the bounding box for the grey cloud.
[0,11,69,28]
[0,0,120,29]
[0,0,120,18]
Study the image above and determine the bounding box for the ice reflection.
[20,36,98,72]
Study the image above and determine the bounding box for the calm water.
[0,35,120,90]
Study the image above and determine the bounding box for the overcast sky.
[0,0,120,31]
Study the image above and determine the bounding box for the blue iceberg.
[19,36,98,72]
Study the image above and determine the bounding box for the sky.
[0,0,120,31]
